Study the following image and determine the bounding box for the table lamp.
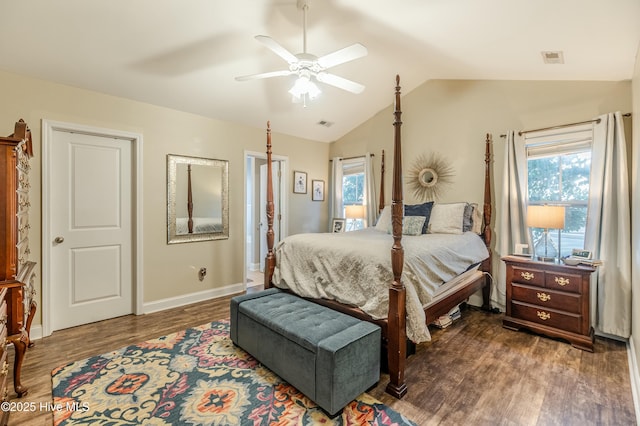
[345,205,365,231]
[527,205,565,262]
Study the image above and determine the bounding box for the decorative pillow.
[428,202,467,234]
[404,201,434,234]
[463,203,473,232]
[374,205,392,232]
[387,215,426,236]
[470,203,483,234]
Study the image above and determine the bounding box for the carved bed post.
[386,75,408,399]
[379,149,385,213]
[264,121,275,289]
[481,133,493,310]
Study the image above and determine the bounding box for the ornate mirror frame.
[167,154,229,244]
[407,152,454,201]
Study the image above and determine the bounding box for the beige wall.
[0,70,329,328]
[332,79,632,306]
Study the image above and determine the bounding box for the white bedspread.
[273,228,489,343]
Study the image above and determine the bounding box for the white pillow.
[375,205,392,232]
[428,203,467,234]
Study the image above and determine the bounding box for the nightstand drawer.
[511,301,581,334]
[545,271,581,293]
[511,283,581,314]
[512,266,545,286]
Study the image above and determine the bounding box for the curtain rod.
[500,112,631,138]
[329,153,374,162]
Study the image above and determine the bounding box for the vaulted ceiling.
[1,0,639,142]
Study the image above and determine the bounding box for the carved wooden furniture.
[263,76,494,398]
[502,255,595,351]
[0,119,36,397]
[0,286,8,424]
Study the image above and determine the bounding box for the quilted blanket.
[273,228,489,343]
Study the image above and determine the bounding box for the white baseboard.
[142,282,245,315]
[25,284,245,342]
[249,263,260,272]
[628,335,640,423]
[28,325,43,341]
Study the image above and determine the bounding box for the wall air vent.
[541,51,564,64]
[317,120,334,128]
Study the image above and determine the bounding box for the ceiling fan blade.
[255,35,298,64]
[235,70,293,81]
[316,72,365,94]
[316,43,368,69]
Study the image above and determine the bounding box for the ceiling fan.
[235,0,367,104]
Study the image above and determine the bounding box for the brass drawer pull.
[521,271,535,281]
[537,292,551,302]
[555,276,570,286]
[537,311,551,321]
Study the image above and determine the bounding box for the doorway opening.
[244,151,288,289]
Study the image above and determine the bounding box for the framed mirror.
[167,154,229,244]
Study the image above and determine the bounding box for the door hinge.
[278,213,282,221]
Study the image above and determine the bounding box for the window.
[342,159,365,231]
[526,126,592,258]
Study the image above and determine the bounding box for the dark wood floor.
[6,290,637,425]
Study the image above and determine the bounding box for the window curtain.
[329,156,343,231]
[496,131,531,309]
[363,153,377,227]
[585,112,631,338]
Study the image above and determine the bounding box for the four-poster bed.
[262,75,493,398]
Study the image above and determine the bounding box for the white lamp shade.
[345,205,365,219]
[527,205,565,229]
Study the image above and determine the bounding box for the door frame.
[243,150,288,288]
[42,119,144,337]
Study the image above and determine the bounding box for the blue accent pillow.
[404,202,434,234]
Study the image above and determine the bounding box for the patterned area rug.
[52,319,415,425]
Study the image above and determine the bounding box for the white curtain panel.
[586,112,631,338]
[496,131,531,310]
[364,153,377,227]
[329,157,343,231]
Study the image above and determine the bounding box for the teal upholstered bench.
[230,288,381,416]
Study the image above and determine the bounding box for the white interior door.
[50,131,133,331]
[260,161,281,271]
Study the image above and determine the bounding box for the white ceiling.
[1,0,639,142]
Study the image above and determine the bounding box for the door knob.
[54,236,64,244]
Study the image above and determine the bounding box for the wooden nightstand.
[502,255,596,351]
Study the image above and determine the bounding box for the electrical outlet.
[198,267,207,281]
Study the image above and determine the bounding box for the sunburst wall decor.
[406,152,455,201]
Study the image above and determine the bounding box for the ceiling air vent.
[541,51,564,64]
[317,120,334,128]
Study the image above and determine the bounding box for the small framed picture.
[293,171,307,194]
[332,218,346,233]
[312,179,324,201]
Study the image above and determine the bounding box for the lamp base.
[533,231,558,263]
[536,255,556,263]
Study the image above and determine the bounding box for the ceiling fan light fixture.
[235,0,366,102]
[288,75,321,102]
